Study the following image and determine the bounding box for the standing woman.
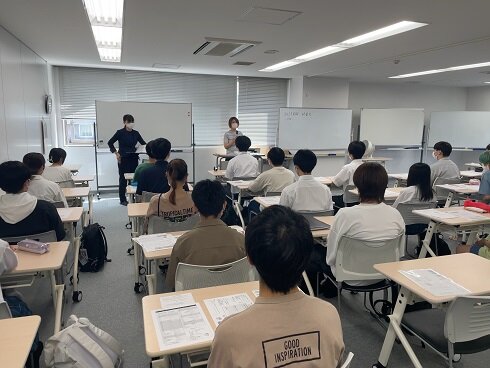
[223,117,243,156]
[108,114,146,205]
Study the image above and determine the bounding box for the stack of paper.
[259,196,281,206]
[133,233,177,252]
[204,293,253,326]
[400,269,470,296]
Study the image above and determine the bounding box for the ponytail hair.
[167,159,188,205]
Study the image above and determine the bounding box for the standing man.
[108,114,146,205]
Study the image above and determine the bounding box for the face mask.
[231,123,238,129]
[126,122,135,129]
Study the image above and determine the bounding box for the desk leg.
[151,356,170,368]
[394,179,399,188]
[419,221,437,258]
[376,287,422,368]
[146,259,156,295]
[50,270,65,334]
[444,192,454,208]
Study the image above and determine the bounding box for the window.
[63,119,95,146]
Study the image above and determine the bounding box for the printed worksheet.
[151,304,214,350]
[259,196,281,206]
[400,269,470,296]
[133,233,177,252]
[160,293,195,309]
[204,293,253,326]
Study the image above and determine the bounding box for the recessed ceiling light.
[260,20,427,72]
[82,0,124,63]
[390,61,490,79]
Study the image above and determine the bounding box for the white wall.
[0,26,50,162]
[466,86,490,110]
[303,77,349,108]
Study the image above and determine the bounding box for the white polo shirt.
[225,152,259,179]
[43,165,73,183]
[332,159,363,189]
[28,175,68,207]
[248,166,295,194]
[279,175,333,212]
[430,158,460,185]
[392,186,436,208]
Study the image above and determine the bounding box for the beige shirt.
[146,191,196,221]
[42,165,73,183]
[28,175,68,207]
[208,291,345,368]
[248,166,295,194]
[165,218,246,290]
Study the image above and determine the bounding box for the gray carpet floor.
[23,194,490,367]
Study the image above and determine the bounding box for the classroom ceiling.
[1,0,490,87]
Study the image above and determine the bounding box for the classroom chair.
[147,214,200,235]
[174,257,257,291]
[340,352,355,368]
[325,233,404,316]
[0,301,12,319]
[433,177,461,207]
[141,191,160,203]
[396,202,437,257]
[402,296,490,367]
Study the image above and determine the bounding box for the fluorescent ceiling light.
[260,20,427,72]
[82,0,124,63]
[485,82,490,84]
[390,61,490,79]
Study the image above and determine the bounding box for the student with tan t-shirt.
[146,159,196,225]
[208,205,344,368]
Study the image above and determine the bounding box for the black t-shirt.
[0,200,66,241]
[107,128,146,159]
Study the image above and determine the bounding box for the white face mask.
[126,122,135,129]
[231,123,238,130]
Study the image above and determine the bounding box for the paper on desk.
[152,304,214,350]
[384,189,400,197]
[446,209,488,220]
[160,293,195,309]
[417,209,460,219]
[259,196,281,206]
[133,233,177,252]
[400,269,470,297]
[204,293,253,326]
[252,289,260,297]
[314,177,329,182]
[227,180,251,186]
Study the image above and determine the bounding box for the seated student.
[208,205,344,368]
[326,163,405,285]
[279,149,333,212]
[132,140,155,187]
[145,159,196,225]
[393,163,436,208]
[165,179,246,291]
[457,237,490,260]
[225,135,259,179]
[42,148,73,183]
[430,141,460,185]
[332,141,366,207]
[0,161,65,240]
[477,151,490,204]
[23,152,68,207]
[136,138,172,195]
[248,147,295,194]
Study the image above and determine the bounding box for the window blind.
[237,77,288,146]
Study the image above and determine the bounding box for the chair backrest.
[0,301,12,319]
[335,233,404,282]
[232,200,246,229]
[2,230,57,244]
[147,214,200,235]
[343,184,359,204]
[57,180,75,188]
[396,201,437,226]
[340,352,354,368]
[52,201,66,208]
[141,191,159,203]
[445,296,490,345]
[174,257,258,291]
[433,177,461,201]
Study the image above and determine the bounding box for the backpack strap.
[80,318,124,356]
[97,225,111,262]
[68,327,115,367]
[157,193,163,217]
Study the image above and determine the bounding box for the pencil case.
[463,199,490,213]
[17,239,50,254]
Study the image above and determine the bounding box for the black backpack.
[79,223,110,272]
[417,231,452,257]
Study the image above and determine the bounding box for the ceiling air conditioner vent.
[193,37,261,57]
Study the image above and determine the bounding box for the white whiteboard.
[360,108,424,146]
[278,108,352,150]
[429,111,490,148]
[96,101,192,149]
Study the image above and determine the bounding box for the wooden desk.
[124,172,135,186]
[126,185,137,204]
[388,173,408,187]
[314,176,334,185]
[465,162,482,170]
[128,202,150,292]
[65,164,81,174]
[348,187,404,201]
[460,170,482,179]
[62,187,93,223]
[362,157,392,166]
[312,216,334,238]
[375,254,490,368]
[72,174,95,187]
[0,315,41,368]
[1,242,69,334]
[57,207,84,302]
[435,183,480,207]
[208,169,226,178]
[413,207,490,257]
[143,281,259,360]
[254,196,280,208]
